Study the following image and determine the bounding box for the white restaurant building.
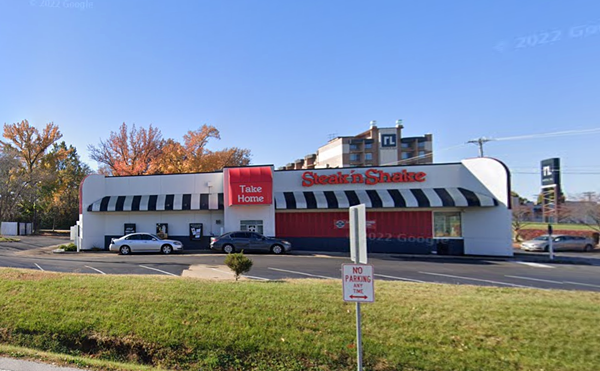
[78,157,513,256]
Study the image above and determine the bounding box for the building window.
[401,142,410,149]
[419,151,426,157]
[349,144,359,150]
[350,154,361,161]
[401,152,411,160]
[434,212,462,237]
[418,141,425,148]
[365,153,373,161]
[365,142,373,149]
[241,220,263,234]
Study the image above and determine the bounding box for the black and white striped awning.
[274,188,498,210]
[87,193,224,212]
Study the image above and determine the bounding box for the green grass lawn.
[520,223,597,231]
[1,268,599,371]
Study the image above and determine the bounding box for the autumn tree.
[88,123,164,176]
[39,142,91,229]
[0,150,23,222]
[1,120,67,230]
[91,123,252,175]
[152,125,251,173]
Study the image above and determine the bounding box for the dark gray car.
[210,231,292,254]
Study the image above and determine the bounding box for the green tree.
[40,142,92,229]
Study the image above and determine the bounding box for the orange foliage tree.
[88,123,164,176]
[1,120,74,228]
[91,123,251,176]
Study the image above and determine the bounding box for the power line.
[495,127,600,141]
[467,127,600,156]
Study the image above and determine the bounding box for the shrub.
[224,252,253,281]
[58,243,77,251]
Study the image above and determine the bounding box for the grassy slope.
[1,269,599,371]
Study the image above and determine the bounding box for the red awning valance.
[227,166,273,206]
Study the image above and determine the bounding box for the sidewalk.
[0,357,85,371]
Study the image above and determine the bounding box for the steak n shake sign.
[226,166,273,206]
[302,168,426,187]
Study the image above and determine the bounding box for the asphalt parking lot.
[2,236,600,292]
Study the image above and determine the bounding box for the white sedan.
[109,233,183,255]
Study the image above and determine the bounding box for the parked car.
[210,231,292,254]
[109,233,183,255]
[520,234,595,252]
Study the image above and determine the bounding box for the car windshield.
[533,236,549,241]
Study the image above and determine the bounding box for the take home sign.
[227,167,273,206]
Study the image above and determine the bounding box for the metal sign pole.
[353,210,363,371]
[356,302,363,371]
[548,224,554,260]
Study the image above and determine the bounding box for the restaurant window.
[434,212,462,237]
[241,220,263,234]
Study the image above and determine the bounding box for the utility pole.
[467,137,493,157]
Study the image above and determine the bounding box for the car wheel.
[271,244,284,255]
[223,244,235,254]
[161,244,173,255]
[119,245,131,255]
[584,244,593,252]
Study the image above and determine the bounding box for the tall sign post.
[345,204,374,371]
[541,158,561,223]
[547,223,554,260]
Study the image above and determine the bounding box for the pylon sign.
[540,158,561,223]
[541,158,560,187]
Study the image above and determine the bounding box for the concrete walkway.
[0,357,85,371]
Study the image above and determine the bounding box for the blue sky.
[1,0,599,201]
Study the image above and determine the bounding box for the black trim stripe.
[387,190,406,208]
[344,190,360,206]
[272,188,497,210]
[323,191,339,209]
[304,191,317,209]
[283,192,296,209]
[218,193,224,210]
[200,194,209,210]
[182,194,191,210]
[148,195,158,211]
[434,188,455,207]
[165,195,174,210]
[115,196,126,212]
[458,188,480,207]
[88,193,225,212]
[132,196,141,211]
[410,189,430,208]
[366,190,383,208]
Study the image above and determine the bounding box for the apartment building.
[281,120,433,170]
